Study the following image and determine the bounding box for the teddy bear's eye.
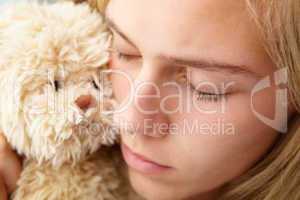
[92,80,99,90]
[54,80,61,91]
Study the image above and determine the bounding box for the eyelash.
[189,84,226,102]
[115,51,139,61]
[114,51,226,103]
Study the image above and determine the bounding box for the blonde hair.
[78,0,300,199]
[220,1,300,199]
[71,0,109,13]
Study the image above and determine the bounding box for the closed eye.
[108,48,141,62]
[116,51,141,61]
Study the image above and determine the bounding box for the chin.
[127,168,188,200]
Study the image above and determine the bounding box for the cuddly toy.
[0,1,139,199]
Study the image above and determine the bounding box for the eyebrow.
[105,15,262,79]
[160,55,262,78]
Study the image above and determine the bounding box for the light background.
[0,0,59,4]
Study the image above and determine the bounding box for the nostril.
[75,95,93,111]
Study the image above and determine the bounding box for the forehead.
[107,0,273,74]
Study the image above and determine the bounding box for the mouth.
[121,143,173,175]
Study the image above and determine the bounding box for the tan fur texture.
[0,1,140,199]
[13,147,129,200]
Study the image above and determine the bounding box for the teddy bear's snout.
[75,94,96,112]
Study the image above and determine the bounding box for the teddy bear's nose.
[75,95,94,111]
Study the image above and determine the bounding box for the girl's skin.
[0,0,297,200]
[0,134,21,200]
[106,0,296,199]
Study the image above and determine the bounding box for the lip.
[121,143,172,174]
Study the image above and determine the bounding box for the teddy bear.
[0,1,140,199]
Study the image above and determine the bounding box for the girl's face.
[106,0,295,199]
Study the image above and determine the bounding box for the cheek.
[110,71,131,103]
[169,91,278,186]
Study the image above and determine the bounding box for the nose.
[75,95,94,111]
[115,62,171,138]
